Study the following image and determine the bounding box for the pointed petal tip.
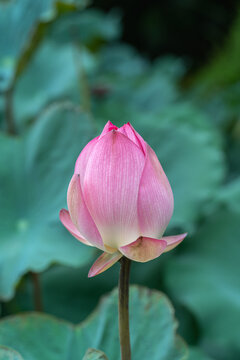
[118,122,146,155]
[59,208,72,224]
[59,208,70,226]
[59,208,66,217]
[88,252,122,278]
[99,121,118,139]
[88,270,97,278]
[163,232,187,252]
[59,208,68,226]
[106,120,115,126]
[105,120,117,130]
[59,208,93,246]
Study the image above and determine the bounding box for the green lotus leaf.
[0,286,187,360]
[0,103,96,300]
[0,346,23,360]
[165,185,240,360]
[0,0,88,92]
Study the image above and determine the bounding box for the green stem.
[30,272,43,312]
[118,257,131,360]
[5,87,17,135]
[74,44,91,113]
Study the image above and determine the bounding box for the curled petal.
[67,174,104,250]
[59,209,92,246]
[83,130,145,249]
[118,122,146,153]
[120,236,167,262]
[137,144,174,239]
[163,233,187,252]
[88,252,122,277]
[99,121,118,139]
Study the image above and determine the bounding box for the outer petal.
[59,209,92,246]
[120,236,167,262]
[137,144,174,239]
[67,174,104,250]
[74,137,99,186]
[88,252,122,277]
[118,122,146,153]
[163,233,187,252]
[83,130,145,249]
[99,121,118,139]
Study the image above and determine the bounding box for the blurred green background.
[0,0,240,359]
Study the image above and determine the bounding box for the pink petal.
[88,251,122,277]
[83,130,145,249]
[120,236,167,262]
[137,144,174,239]
[163,233,187,252]
[99,121,118,139]
[67,174,104,250]
[118,122,146,153]
[59,209,92,246]
[75,122,119,181]
[74,137,99,186]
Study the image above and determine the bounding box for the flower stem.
[118,257,131,360]
[74,43,91,113]
[5,86,17,135]
[30,272,43,312]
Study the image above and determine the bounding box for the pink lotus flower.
[60,121,187,277]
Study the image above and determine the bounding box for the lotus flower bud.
[60,122,187,277]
